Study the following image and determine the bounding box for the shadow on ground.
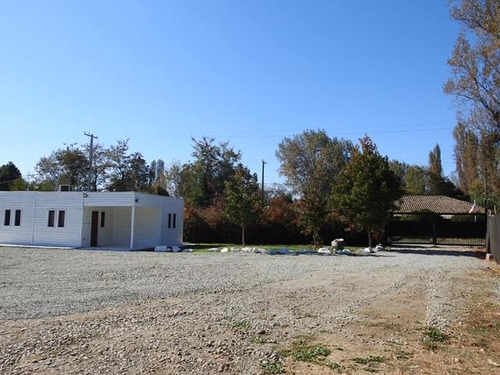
[389,244,486,259]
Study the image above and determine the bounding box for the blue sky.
[0,0,460,186]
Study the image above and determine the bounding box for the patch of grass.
[394,349,413,360]
[423,326,449,342]
[250,336,271,344]
[325,360,345,373]
[473,337,489,348]
[231,319,252,330]
[260,360,284,374]
[280,339,331,362]
[423,341,438,351]
[470,327,490,336]
[421,326,449,350]
[352,355,387,365]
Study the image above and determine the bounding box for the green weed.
[260,360,284,374]
[325,360,345,373]
[422,326,449,350]
[423,326,449,342]
[231,319,252,330]
[250,335,271,344]
[280,339,331,362]
[352,355,386,365]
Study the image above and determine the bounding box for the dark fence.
[486,216,500,264]
[184,220,371,246]
[386,213,486,246]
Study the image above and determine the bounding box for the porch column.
[130,205,136,250]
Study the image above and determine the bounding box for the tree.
[389,160,429,195]
[428,143,444,194]
[0,162,22,191]
[427,143,467,198]
[331,136,403,248]
[175,137,241,208]
[276,129,354,244]
[35,144,88,190]
[224,164,260,245]
[86,142,114,191]
[389,160,409,186]
[405,165,428,195]
[165,161,184,198]
[454,122,481,194]
[444,0,500,137]
[263,193,297,228]
[107,151,150,192]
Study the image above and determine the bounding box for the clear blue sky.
[0,0,460,186]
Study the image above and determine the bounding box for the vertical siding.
[133,208,161,248]
[32,193,84,247]
[135,193,184,246]
[0,192,37,244]
[159,198,184,246]
[98,208,114,246]
[81,208,92,247]
[112,207,131,247]
[0,192,84,247]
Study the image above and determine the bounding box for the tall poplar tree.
[445,0,500,136]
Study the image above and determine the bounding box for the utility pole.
[84,132,98,192]
[261,160,267,201]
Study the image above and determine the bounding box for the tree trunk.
[242,224,245,246]
[367,228,373,249]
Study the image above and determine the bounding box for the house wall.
[0,192,184,249]
[159,198,184,245]
[133,208,161,248]
[84,192,135,207]
[0,192,37,245]
[0,192,84,247]
[134,194,181,244]
[112,207,132,247]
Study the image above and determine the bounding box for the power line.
[84,132,98,192]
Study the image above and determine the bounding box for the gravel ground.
[0,246,498,374]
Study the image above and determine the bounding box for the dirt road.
[0,246,499,374]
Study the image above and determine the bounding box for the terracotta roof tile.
[395,195,484,214]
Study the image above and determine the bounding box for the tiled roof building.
[395,195,484,214]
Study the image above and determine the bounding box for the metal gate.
[386,213,486,246]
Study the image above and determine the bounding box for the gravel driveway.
[0,246,498,374]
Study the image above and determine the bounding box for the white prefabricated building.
[0,191,184,250]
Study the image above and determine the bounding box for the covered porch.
[82,205,162,250]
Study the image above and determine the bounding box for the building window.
[168,213,172,229]
[173,213,176,229]
[14,210,21,226]
[4,209,11,226]
[58,210,66,227]
[48,210,55,227]
[100,212,105,228]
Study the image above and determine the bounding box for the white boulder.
[317,247,331,255]
[356,248,371,256]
